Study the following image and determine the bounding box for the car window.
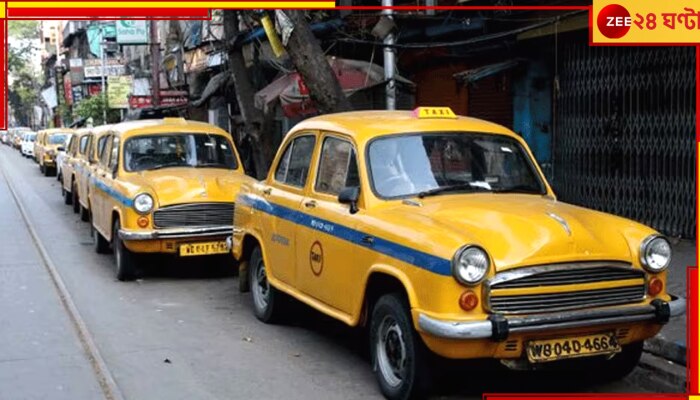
[99,136,112,167]
[274,135,316,188]
[80,135,89,155]
[96,136,108,163]
[109,136,120,171]
[315,136,359,196]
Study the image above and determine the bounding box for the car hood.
[128,168,252,207]
[378,194,653,271]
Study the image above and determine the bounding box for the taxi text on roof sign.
[413,107,457,119]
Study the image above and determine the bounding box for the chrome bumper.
[418,296,686,340]
[119,226,234,240]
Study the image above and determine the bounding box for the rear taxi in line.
[61,128,89,218]
[88,118,254,281]
[35,128,73,176]
[70,125,113,222]
[231,107,685,400]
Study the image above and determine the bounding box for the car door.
[261,133,318,287]
[295,133,362,315]
[92,135,113,238]
[77,134,93,208]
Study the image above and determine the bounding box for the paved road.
[0,145,667,399]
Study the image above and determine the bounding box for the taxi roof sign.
[413,107,457,119]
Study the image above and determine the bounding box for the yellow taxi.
[88,118,254,281]
[35,128,73,176]
[71,125,113,222]
[61,128,92,219]
[231,107,684,399]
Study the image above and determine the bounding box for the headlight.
[640,235,672,272]
[452,245,490,285]
[133,193,154,214]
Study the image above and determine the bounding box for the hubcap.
[251,259,270,311]
[376,315,407,388]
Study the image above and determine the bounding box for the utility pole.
[149,21,160,108]
[382,0,396,110]
[100,32,107,124]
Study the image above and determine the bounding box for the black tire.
[71,182,80,214]
[91,213,110,254]
[62,182,72,205]
[80,204,90,222]
[43,165,51,177]
[370,293,432,400]
[113,220,138,281]
[249,246,284,323]
[39,163,44,174]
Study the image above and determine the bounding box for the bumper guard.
[119,226,235,240]
[418,295,686,340]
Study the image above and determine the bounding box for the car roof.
[39,128,74,135]
[290,110,517,144]
[109,118,228,137]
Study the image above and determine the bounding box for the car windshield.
[25,133,36,142]
[48,134,68,145]
[367,132,546,198]
[124,133,238,172]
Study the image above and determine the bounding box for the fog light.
[137,216,149,228]
[459,290,479,311]
[648,277,664,296]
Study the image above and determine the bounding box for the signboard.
[41,86,58,109]
[72,86,84,104]
[69,58,85,84]
[129,91,189,109]
[116,20,149,44]
[88,84,102,97]
[84,58,126,78]
[107,75,133,109]
[64,75,73,105]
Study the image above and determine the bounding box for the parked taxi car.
[70,125,113,222]
[56,132,74,182]
[21,131,37,158]
[88,118,253,281]
[231,107,685,399]
[35,128,73,176]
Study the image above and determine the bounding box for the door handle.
[361,236,374,245]
[262,188,272,196]
[304,200,317,209]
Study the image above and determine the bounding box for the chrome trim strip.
[418,314,493,339]
[119,226,232,240]
[669,295,686,317]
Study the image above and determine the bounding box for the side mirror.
[57,146,65,152]
[338,186,360,215]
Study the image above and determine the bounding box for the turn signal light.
[459,290,479,311]
[648,277,664,296]
[137,216,150,228]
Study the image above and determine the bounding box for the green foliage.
[8,21,39,39]
[8,21,40,126]
[74,95,121,125]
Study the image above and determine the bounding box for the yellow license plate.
[526,332,621,363]
[179,241,229,257]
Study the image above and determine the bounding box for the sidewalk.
[645,239,695,365]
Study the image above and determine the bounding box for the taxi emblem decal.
[547,212,572,236]
[310,241,324,276]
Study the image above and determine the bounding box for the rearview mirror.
[338,187,360,215]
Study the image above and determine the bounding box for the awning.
[192,72,230,107]
[453,60,522,84]
[255,57,414,118]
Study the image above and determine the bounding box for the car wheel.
[91,213,110,254]
[71,182,80,214]
[249,246,284,323]
[43,165,51,177]
[62,182,72,205]
[113,220,138,281]
[39,163,44,174]
[370,293,432,400]
[80,204,90,222]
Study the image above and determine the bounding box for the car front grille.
[485,262,646,314]
[153,202,235,228]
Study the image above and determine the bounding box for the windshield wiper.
[147,162,188,171]
[417,183,492,199]
[491,185,541,195]
[196,162,228,168]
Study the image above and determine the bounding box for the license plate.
[179,241,229,257]
[526,332,621,363]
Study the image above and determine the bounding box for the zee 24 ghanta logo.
[597,3,700,39]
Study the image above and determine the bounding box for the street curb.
[645,335,687,366]
[633,352,686,392]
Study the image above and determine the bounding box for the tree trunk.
[224,10,269,179]
[283,10,352,114]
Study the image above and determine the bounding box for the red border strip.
[690,267,698,393]
[7,8,210,18]
[1,17,5,130]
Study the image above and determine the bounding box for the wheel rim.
[376,315,407,388]
[251,258,270,312]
